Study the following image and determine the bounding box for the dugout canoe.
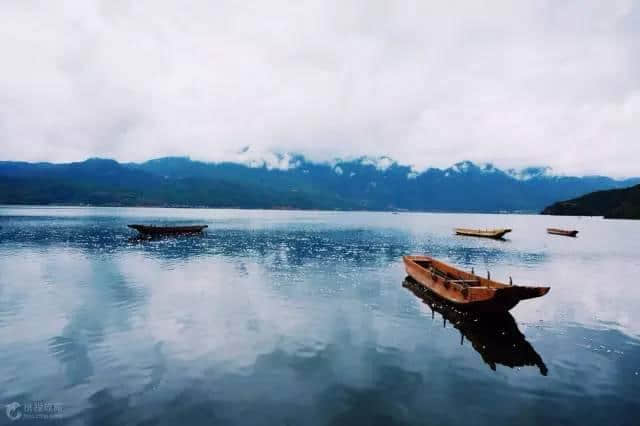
[127,224,208,235]
[547,228,578,237]
[454,228,511,239]
[403,255,549,312]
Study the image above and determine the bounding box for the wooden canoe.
[403,255,549,312]
[454,228,511,239]
[547,228,578,237]
[402,278,547,375]
[127,224,208,235]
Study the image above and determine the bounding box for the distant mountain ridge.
[541,184,640,219]
[1,156,638,212]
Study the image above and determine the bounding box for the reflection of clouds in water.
[116,253,360,369]
[0,249,91,344]
[509,256,640,339]
[113,253,466,385]
[0,248,153,415]
[1,209,640,423]
[0,249,94,407]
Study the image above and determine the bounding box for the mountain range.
[1,155,638,212]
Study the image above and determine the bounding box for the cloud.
[0,0,638,176]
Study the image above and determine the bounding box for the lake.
[1,206,639,425]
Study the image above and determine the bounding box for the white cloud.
[359,156,395,171]
[0,0,638,176]
[233,148,299,170]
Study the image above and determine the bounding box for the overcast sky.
[1,0,638,176]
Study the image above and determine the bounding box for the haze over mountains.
[1,155,638,212]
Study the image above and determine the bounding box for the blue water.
[1,206,639,425]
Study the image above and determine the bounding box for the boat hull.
[403,255,549,313]
[454,228,511,239]
[547,228,578,237]
[128,224,208,235]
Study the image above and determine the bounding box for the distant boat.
[454,228,512,239]
[127,224,208,235]
[547,228,578,237]
[403,255,550,312]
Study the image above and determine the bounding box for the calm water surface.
[1,207,639,425]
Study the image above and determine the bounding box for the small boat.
[127,224,208,235]
[547,228,578,237]
[403,278,548,375]
[454,228,511,239]
[403,255,549,312]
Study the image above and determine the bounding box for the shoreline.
[0,203,539,215]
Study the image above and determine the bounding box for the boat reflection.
[127,233,206,243]
[403,277,548,376]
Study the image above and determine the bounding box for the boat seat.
[449,279,481,287]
